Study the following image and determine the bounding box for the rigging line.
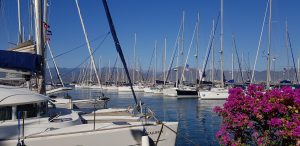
[46,32,110,61]
[251,0,270,83]
[287,32,299,83]
[60,32,110,78]
[200,12,220,84]
[180,21,197,82]
[232,34,244,83]
[165,21,183,83]
[145,45,155,82]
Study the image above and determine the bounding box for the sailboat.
[163,11,184,97]
[198,0,229,100]
[176,14,199,98]
[0,0,178,146]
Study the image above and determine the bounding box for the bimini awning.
[0,50,42,74]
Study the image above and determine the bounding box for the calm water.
[66,89,224,146]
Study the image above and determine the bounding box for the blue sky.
[1,0,300,72]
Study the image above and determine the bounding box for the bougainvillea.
[214,85,300,145]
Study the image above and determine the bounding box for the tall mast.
[297,57,300,80]
[164,37,167,86]
[181,11,185,82]
[99,56,102,83]
[231,34,234,80]
[34,0,45,94]
[108,59,111,81]
[266,0,272,89]
[29,0,34,40]
[154,40,157,85]
[133,33,136,84]
[196,13,200,83]
[251,0,270,83]
[116,58,119,85]
[75,0,101,86]
[17,0,23,44]
[220,0,224,87]
[285,19,290,80]
[211,20,215,82]
[176,38,180,88]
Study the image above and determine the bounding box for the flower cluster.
[214,85,300,145]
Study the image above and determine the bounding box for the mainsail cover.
[0,50,42,73]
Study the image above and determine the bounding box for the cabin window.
[0,106,12,121]
[16,103,38,118]
[39,101,48,115]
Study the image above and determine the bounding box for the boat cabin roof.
[0,85,48,106]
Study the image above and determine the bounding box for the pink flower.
[292,126,300,137]
[268,118,283,127]
[214,85,300,145]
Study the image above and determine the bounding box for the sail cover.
[0,50,42,73]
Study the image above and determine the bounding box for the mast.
[181,22,197,83]
[266,0,272,89]
[29,0,34,40]
[297,57,300,80]
[285,19,290,80]
[17,0,23,44]
[102,0,138,105]
[133,33,136,84]
[175,38,180,88]
[181,11,185,82]
[109,59,111,82]
[116,58,119,85]
[164,37,167,86]
[242,52,244,82]
[99,56,102,83]
[220,0,224,87]
[196,13,200,83]
[231,34,234,80]
[154,41,157,85]
[211,20,215,82]
[75,0,101,86]
[251,0,270,83]
[34,0,45,94]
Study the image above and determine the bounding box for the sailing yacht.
[0,84,178,146]
[0,0,178,146]
[198,0,229,100]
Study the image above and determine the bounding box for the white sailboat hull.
[118,86,144,92]
[198,88,229,100]
[163,88,178,97]
[75,84,103,89]
[1,122,178,146]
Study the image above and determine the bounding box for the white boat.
[75,84,103,90]
[0,0,178,145]
[118,85,144,92]
[0,85,178,146]
[143,87,153,93]
[163,87,178,97]
[198,88,229,100]
[104,85,118,91]
[176,86,198,98]
[46,86,73,95]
